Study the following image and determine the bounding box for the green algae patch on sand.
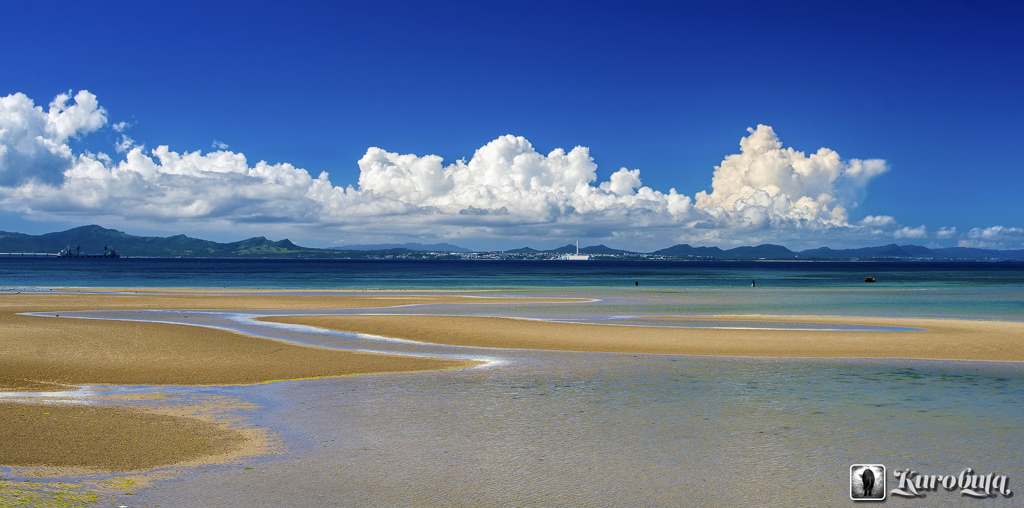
[0,479,100,507]
[0,474,150,507]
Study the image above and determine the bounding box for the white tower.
[563,240,590,260]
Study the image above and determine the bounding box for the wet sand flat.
[0,402,246,470]
[261,314,1024,362]
[0,311,476,389]
[0,290,572,313]
[0,291,486,477]
[0,292,498,390]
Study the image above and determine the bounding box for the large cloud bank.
[4,89,1005,248]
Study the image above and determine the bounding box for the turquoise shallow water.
[115,354,1024,507]
[4,258,1023,320]
[2,262,1022,506]
[3,258,1024,290]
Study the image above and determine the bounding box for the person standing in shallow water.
[751,280,755,287]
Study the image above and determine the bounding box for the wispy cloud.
[894,225,927,239]
[858,215,896,228]
[957,226,1024,249]
[115,134,137,153]
[968,226,1023,241]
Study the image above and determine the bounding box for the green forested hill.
[0,225,418,258]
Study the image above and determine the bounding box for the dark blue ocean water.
[2,257,1024,289]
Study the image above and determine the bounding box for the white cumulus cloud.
[693,125,887,233]
[1,91,904,248]
[0,90,107,186]
[936,227,957,239]
[352,135,692,226]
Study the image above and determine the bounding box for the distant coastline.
[2,224,1023,261]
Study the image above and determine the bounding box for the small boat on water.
[864,277,876,283]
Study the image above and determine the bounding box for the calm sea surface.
[4,258,1024,320]
[2,259,1022,506]
[4,257,1024,290]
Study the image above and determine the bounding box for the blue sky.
[1,0,1022,251]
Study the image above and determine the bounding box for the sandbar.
[260,314,1024,362]
[0,402,246,470]
[0,291,508,390]
[0,290,572,312]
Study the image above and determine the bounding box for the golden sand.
[261,314,1024,362]
[0,290,571,312]
[0,292,514,390]
[0,402,246,470]
[0,311,477,389]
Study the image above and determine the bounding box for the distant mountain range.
[0,225,461,258]
[648,243,1024,260]
[1,225,1022,260]
[515,242,1024,260]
